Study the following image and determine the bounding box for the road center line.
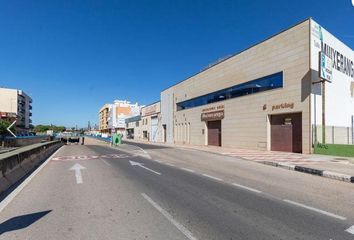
[232,183,262,193]
[141,193,197,240]
[283,199,347,220]
[181,167,195,173]
[101,159,111,166]
[202,174,223,181]
[346,225,354,235]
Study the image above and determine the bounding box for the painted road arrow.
[69,163,86,184]
[129,160,161,175]
[7,120,16,137]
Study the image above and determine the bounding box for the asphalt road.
[0,139,353,239]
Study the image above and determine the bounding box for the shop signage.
[142,102,161,116]
[201,110,224,121]
[272,102,294,111]
[311,20,354,80]
[202,105,224,112]
[319,52,333,82]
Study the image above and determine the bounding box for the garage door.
[208,120,221,146]
[271,113,302,153]
[150,117,158,142]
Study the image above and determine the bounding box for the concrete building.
[108,100,141,136]
[141,102,164,142]
[125,115,141,139]
[0,87,33,130]
[161,18,354,154]
[99,100,142,135]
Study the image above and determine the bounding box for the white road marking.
[52,153,131,161]
[283,199,347,220]
[101,159,111,166]
[126,144,151,159]
[181,168,195,173]
[202,174,223,181]
[0,146,64,213]
[69,163,86,184]
[129,160,161,175]
[232,183,262,193]
[164,162,175,167]
[346,225,354,235]
[141,193,197,240]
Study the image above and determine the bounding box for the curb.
[259,160,354,183]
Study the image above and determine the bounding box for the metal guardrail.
[85,135,112,143]
[3,136,44,139]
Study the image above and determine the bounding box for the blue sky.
[0,0,353,127]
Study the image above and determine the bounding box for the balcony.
[29,105,32,110]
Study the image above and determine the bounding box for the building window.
[143,131,148,139]
[176,72,283,111]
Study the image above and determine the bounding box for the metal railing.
[312,125,354,145]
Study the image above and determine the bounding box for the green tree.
[33,124,66,133]
[53,126,66,132]
[34,125,50,133]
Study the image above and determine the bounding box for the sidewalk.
[0,147,18,154]
[123,139,354,183]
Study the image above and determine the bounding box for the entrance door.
[208,120,221,146]
[163,124,166,142]
[271,113,302,153]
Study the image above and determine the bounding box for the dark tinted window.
[176,72,283,111]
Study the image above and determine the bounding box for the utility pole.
[322,81,326,144]
[317,51,332,144]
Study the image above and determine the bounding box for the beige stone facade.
[140,102,165,142]
[161,19,312,153]
[125,116,142,140]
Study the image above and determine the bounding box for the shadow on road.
[122,141,169,150]
[0,210,52,235]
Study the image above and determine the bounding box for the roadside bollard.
[81,137,85,145]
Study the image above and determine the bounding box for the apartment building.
[0,87,33,130]
[98,104,111,133]
[99,100,142,135]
